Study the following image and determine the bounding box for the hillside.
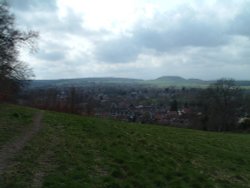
[1,105,250,187]
[29,77,144,88]
[146,76,211,88]
[28,76,250,89]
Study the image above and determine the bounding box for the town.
[19,80,250,131]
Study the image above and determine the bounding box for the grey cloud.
[9,0,84,36]
[9,0,57,12]
[95,9,229,63]
[230,5,250,37]
[134,10,228,50]
[171,20,227,47]
[34,39,74,62]
[36,50,65,61]
[11,4,110,40]
[13,9,83,34]
[55,9,84,35]
[95,37,140,63]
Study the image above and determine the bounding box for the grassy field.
[0,105,36,146]
[0,104,250,187]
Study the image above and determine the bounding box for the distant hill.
[146,76,212,88]
[29,77,144,88]
[28,76,250,89]
[156,76,186,81]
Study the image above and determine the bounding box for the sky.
[8,0,250,80]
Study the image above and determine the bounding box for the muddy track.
[31,140,57,188]
[0,111,44,175]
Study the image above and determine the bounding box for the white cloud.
[8,0,250,80]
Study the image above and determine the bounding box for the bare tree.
[0,2,38,101]
[200,79,242,131]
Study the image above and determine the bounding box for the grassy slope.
[0,105,36,147]
[0,105,250,188]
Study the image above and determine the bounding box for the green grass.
[0,104,36,147]
[1,104,250,187]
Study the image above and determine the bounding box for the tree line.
[196,79,247,131]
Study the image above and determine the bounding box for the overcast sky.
[8,0,250,80]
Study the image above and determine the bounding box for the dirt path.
[31,140,57,188]
[0,111,44,175]
[32,150,52,188]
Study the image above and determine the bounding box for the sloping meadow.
[0,105,250,187]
